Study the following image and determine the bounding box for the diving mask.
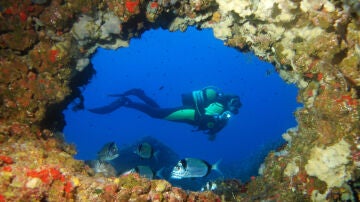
[228,96,241,114]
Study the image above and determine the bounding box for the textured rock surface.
[0,0,359,201]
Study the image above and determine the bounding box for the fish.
[170,158,222,179]
[85,160,117,177]
[121,165,164,180]
[97,142,119,161]
[134,142,159,160]
[200,181,218,192]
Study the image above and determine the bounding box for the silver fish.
[134,142,158,159]
[170,158,222,179]
[85,160,117,177]
[97,142,119,161]
[200,181,218,192]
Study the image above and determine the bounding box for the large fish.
[97,142,119,161]
[170,158,222,179]
[134,142,158,160]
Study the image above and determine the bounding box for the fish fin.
[108,93,124,97]
[88,97,127,114]
[211,159,223,176]
[155,167,165,179]
[153,150,160,161]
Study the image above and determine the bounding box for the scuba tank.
[181,86,223,115]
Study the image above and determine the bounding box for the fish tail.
[155,167,165,179]
[212,159,223,176]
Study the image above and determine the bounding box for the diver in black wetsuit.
[89,86,242,140]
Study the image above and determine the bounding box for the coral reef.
[0,0,359,201]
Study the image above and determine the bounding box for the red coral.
[150,2,158,9]
[0,194,5,202]
[49,168,65,181]
[336,95,358,106]
[304,73,314,78]
[9,123,25,135]
[27,169,50,184]
[317,73,323,81]
[306,178,315,195]
[27,5,35,12]
[27,167,66,184]
[2,166,12,172]
[0,155,14,164]
[64,181,73,193]
[4,8,13,15]
[49,49,58,63]
[19,11,27,22]
[125,0,140,13]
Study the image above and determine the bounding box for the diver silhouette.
[88,86,241,140]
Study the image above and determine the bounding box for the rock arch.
[0,0,359,201]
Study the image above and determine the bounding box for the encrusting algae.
[0,0,359,201]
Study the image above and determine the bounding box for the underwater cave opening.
[63,27,301,190]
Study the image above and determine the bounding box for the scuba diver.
[88,86,242,140]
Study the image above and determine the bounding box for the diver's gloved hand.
[205,111,231,136]
[215,111,232,122]
[197,112,230,139]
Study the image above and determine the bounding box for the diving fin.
[108,88,144,97]
[88,97,128,114]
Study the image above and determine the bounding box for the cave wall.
[0,0,359,201]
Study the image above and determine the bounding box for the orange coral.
[49,168,65,182]
[27,169,51,184]
[336,95,358,106]
[125,0,140,13]
[49,49,58,63]
[64,181,73,193]
[27,167,66,184]
[150,2,158,9]
[19,11,27,21]
[0,155,14,164]
[317,73,323,81]
[2,166,12,172]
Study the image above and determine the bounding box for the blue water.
[63,27,300,184]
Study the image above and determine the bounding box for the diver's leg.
[124,101,172,118]
[88,96,129,114]
[124,102,195,124]
[108,88,143,97]
[119,88,160,108]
